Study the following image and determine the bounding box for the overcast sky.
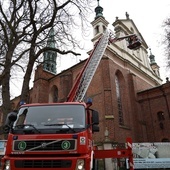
[10,0,170,98]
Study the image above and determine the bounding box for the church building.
[5,2,170,144]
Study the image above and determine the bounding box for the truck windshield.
[14,104,86,131]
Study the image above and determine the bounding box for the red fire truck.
[2,30,141,170]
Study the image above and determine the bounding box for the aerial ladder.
[67,29,141,170]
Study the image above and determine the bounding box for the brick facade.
[21,51,169,144]
[3,13,169,144]
[138,82,170,142]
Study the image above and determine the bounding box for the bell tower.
[91,0,109,44]
[43,28,57,74]
[149,49,160,77]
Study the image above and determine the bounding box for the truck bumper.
[2,155,90,170]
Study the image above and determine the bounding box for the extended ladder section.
[67,30,141,102]
[67,29,110,102]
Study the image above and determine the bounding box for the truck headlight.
[76,159,85,170]
[4,160,11,170]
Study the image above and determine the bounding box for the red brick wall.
[26,57,170,143]
[138,83,170,142]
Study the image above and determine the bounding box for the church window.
[115,75,124,125]
[46,63,50,71]
[53,86,58,102]
[52,53,55,61]
[103,25,106,32]
[50,55,52,61]
[49,85,58,103]
[95,25,99,35]
[46,54,48,60]
[157,111,165,121]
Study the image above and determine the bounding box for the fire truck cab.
[2,102,99,170]
[2,29,139,170]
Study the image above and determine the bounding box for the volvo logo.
[41,142,47,148]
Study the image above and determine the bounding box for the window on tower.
[102,25,106,32]
[95,25,99,35]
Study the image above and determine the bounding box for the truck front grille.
[13,139,76,151]
[15,160,72,168]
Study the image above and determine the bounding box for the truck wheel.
[92,159,98,170]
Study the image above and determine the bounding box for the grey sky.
[10,0,170,97]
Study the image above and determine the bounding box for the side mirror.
[92,110,99,125]
[3,111,17,134]
[92,125,99,133]
[8,112,17,122]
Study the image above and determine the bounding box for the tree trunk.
[20,55,36,104]
[2,69,11,118]
[1,69,11,139]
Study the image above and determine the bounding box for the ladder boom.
[67,30,110,102]
[67,30,141,102]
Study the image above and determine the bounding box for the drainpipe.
[159,86,170,118]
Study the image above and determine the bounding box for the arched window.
[53,86,58,102]
[49,85,58,102]
[115,75,124,125]
[103,25,106,32]
[95,25,99,35]
[157,111,165,121]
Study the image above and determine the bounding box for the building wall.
[21,49,169,144]
[4,45,169,144]
[138,82,170,142]
[3,14,169,144]
[31,65,54,103]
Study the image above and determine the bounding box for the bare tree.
[163,17,170,72]
[0,0,95,123]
